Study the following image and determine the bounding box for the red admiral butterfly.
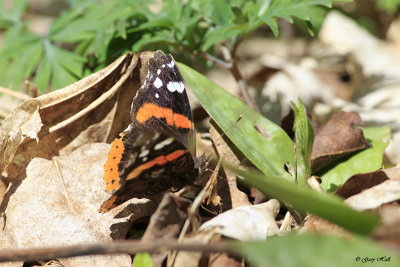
[99,50,197,212]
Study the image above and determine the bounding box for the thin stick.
[0,240,235,263]
[0,86,31,101]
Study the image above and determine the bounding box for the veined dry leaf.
[1,143,158,267]
[0,52,154,181]
[311,112,370,172]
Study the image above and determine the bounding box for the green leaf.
[33,40,85,91]
[0,27,42,89]
[235,168,379,235]
[0,0,28,27]
[202,24,242,51]
[376,0,400,14]
[132,253,154,267]
[259,0,348,36]
[321,126,391,192]
[291,100,314,186]
[178,63,294,180]
[234,234,400,267]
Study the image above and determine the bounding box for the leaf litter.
[1,10,400,266]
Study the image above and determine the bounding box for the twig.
[0,86,31,101]
[229,46,260,113]
[0,240,236,263]
[199,52,232,69]
[307,176,323,193]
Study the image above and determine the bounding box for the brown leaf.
[141,193,192,267]
[372,204,400,249]
[335,170,389,199]
[303,215,351,238]
[208,253,242,267]
[209,123,251,209]
[345,180,400,211]
[382,166,400,181]
[1,143,157,266]
[0,52,153,181]
[199,199,280,241]
[311,111,370,172]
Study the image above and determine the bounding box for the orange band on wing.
[136,103,192,129]
[104,135,125,193]
[126,149,185,180]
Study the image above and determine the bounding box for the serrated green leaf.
[179,63,295,180]
[236,168,379,235]
[259,0,346,36]
[31,40,85,91]
[202,25,242,51]
[0,29,42,89]
[33,53,52,91]
[235,234,400,267]
[321,126,391,192]
[262,16,279,36]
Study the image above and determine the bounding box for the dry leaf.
[209,123,251,208]
[345,180,400,211]
[173,200,280,267]
[0,52,154,182]
[208,253,242,267]
[199,199,280,241]
[372,204,400,249]
[382,166,400,180]
[1,143,158,267]
[311,112,370,172]
[319,11,400,164]
[173,228,222,267]
[335,170,388,199]
[141,193,192,267]
[302,215,351,238]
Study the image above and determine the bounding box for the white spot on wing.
[154,137,174,150]
[154,77,163,88]
[157,69,161,75]
[142,157,148,162]
[155,93,159,98]
[139,149,149,158]
[162,64,165,68]
[167,81,185,93]
[167,61,175,68]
